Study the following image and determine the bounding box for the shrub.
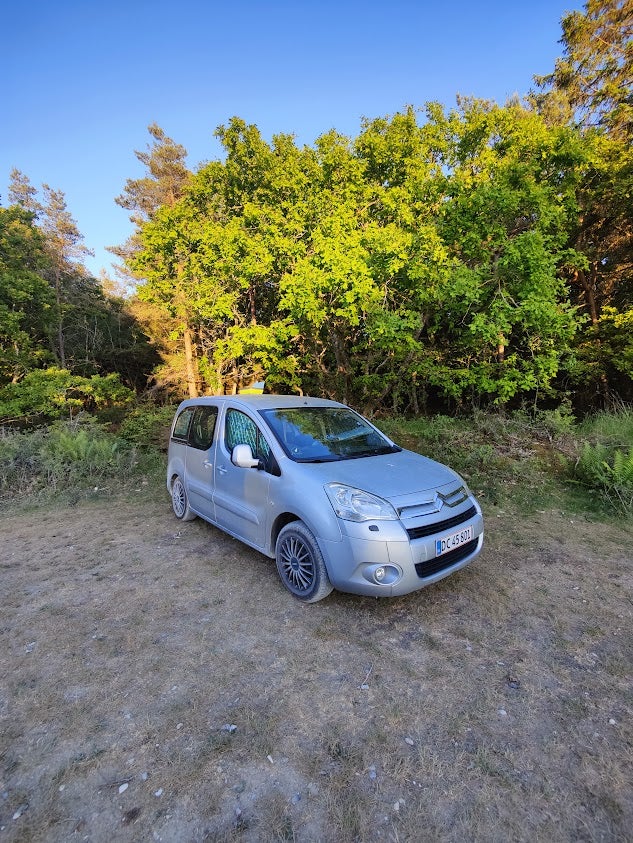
[118,402,177,450]
[0,368,134,424]
[0,417,148,500]
[575,442,633,513]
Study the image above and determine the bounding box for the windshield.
[260,407,401,462]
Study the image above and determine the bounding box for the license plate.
[436,525,474,557]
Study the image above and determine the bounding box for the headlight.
[324,483,398,522]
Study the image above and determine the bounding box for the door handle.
[203,460,213,469]
[217,465,228,475]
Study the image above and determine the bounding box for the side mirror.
[232,443,260,468]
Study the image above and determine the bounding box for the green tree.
[531,0,633,402]
[424,101,585,405]
[39,185,95,368]
[123,106,609,410]
[532,0,633,140]
[0,205,54,384]
[111,123,192,273]
[3,173,158,396]
[115,123,191,222]
[129,119,316,396]
[8,168,41,215]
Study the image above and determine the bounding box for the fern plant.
[575,443,633,513]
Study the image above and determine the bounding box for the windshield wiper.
[352,445,403,457]
[294,455,341,463]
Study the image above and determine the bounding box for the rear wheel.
[275,521,333,603]
[171,475,196,521]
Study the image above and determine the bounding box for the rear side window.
[189,406,218,450]
[172,408,194,442]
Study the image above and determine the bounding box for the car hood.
[298,448,463,501]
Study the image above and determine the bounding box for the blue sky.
[3,0,577,279]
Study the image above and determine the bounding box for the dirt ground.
[1,488,631,842]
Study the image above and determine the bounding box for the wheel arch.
[269,511,337,579]
[166,455,186,493]
[270,512,301,552]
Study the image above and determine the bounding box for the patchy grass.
[380,407,633,516]
[0,417,164,509]
[0,486,631,842]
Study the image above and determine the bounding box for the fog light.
[361,564,401,586]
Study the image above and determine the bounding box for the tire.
[275,521,333,603]
[171,475,197,521]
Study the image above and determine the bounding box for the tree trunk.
[411,372,420,415]
[248,282,257,324]
[183,327,198,398]
[575,268,599,325]
[55,269,66,368]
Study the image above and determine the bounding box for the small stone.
[141,772,148,781]
[176,723,183,730]
[360,684,369,690]
[404,737,414,746]
[609,718,616,726]
[498,708,508,718]
[154,788,163,798]
[221,724,237,733]
[291,793,301,805]
[118,783,128,794]
[368,765,377,780]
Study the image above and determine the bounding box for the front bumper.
[319,506,484,597]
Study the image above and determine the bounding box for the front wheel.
[171,475,196,521]
[275,521,333,603]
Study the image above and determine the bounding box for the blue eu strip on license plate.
[436,525,474,557]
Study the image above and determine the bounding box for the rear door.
[213,407,276,549]
[184,404,219,520]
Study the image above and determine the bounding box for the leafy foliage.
[118,401,177,449]
[532,0,633,139]
[2,0,631,420]
[572,407,633,512]
[0,205,54,381]
[0,367,134,423]
[0,417,158,501]
[575,442,633,512]
[127,102,610,409]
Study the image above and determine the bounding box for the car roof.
[176,394,348,412]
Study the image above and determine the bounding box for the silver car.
[167,395,484,602]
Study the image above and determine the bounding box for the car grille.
[414,538,479,579]
[406,504,477,541]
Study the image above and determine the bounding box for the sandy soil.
[1,491,632,842]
